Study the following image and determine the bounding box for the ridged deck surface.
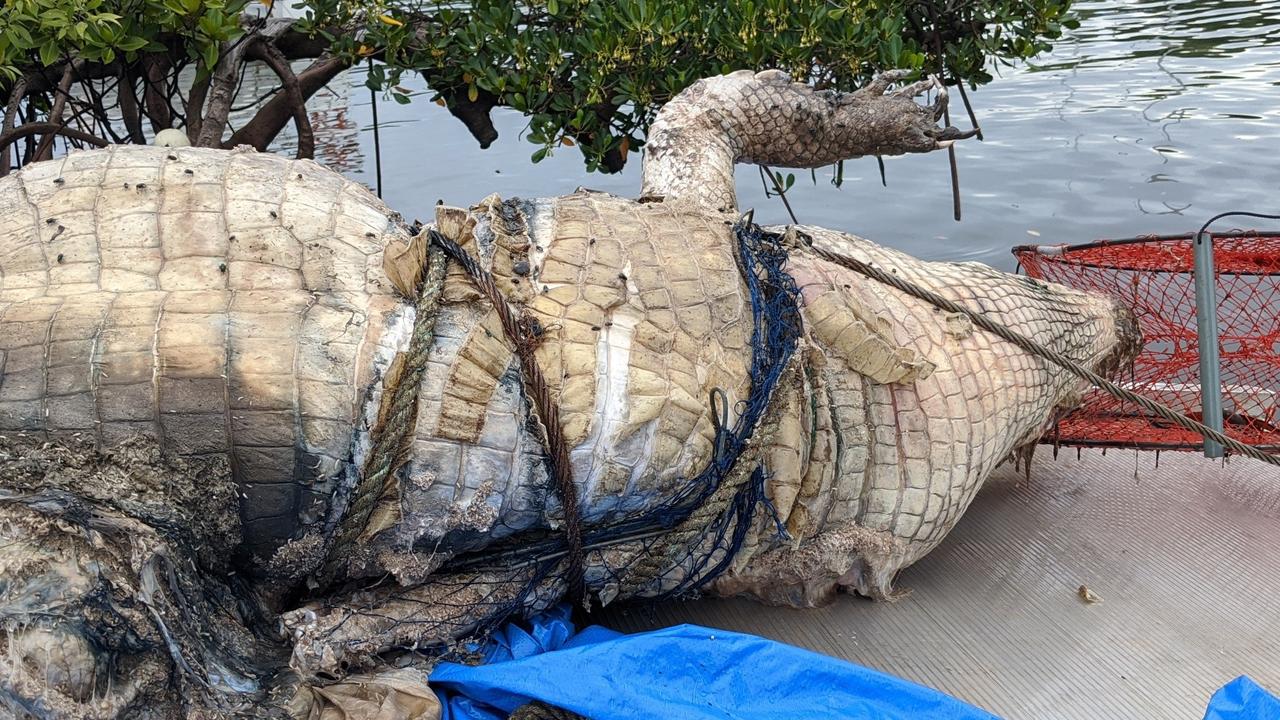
[601,449,1280,718]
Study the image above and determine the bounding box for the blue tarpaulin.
[429,606,999,720]
[1203,677,1280,720]
[430,606,1280,720]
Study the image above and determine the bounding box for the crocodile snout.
[1096,299,1143,379]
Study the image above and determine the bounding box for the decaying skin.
[0,70,1139,711]
[642,69,973,212]
[0,436,271,717]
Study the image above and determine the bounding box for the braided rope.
[320,228,587,601]
[803,241,1280,467]
[322,244,449,583]
[427,230,588,606]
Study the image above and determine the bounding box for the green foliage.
[0,0,246,82]
[303,0,1077,172]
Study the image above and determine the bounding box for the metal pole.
[367,58,383,199]
[1194,230,1224,458]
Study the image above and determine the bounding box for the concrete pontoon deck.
[601,449,1280,718]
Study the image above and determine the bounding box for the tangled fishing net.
[281,220,802,676]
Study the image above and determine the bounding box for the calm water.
[297,0,1280,271]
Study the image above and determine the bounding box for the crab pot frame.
[1013,231,1280,453]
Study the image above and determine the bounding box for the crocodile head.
[1099,299,1143,379]
[1051,292,1144,420]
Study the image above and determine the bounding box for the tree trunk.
[118,68,149,144]
[225,55,349,151]
[142,54,174,132]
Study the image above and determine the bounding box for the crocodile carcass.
[0,70,1138,714]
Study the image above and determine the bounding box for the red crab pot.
[1013,231,1280,452]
